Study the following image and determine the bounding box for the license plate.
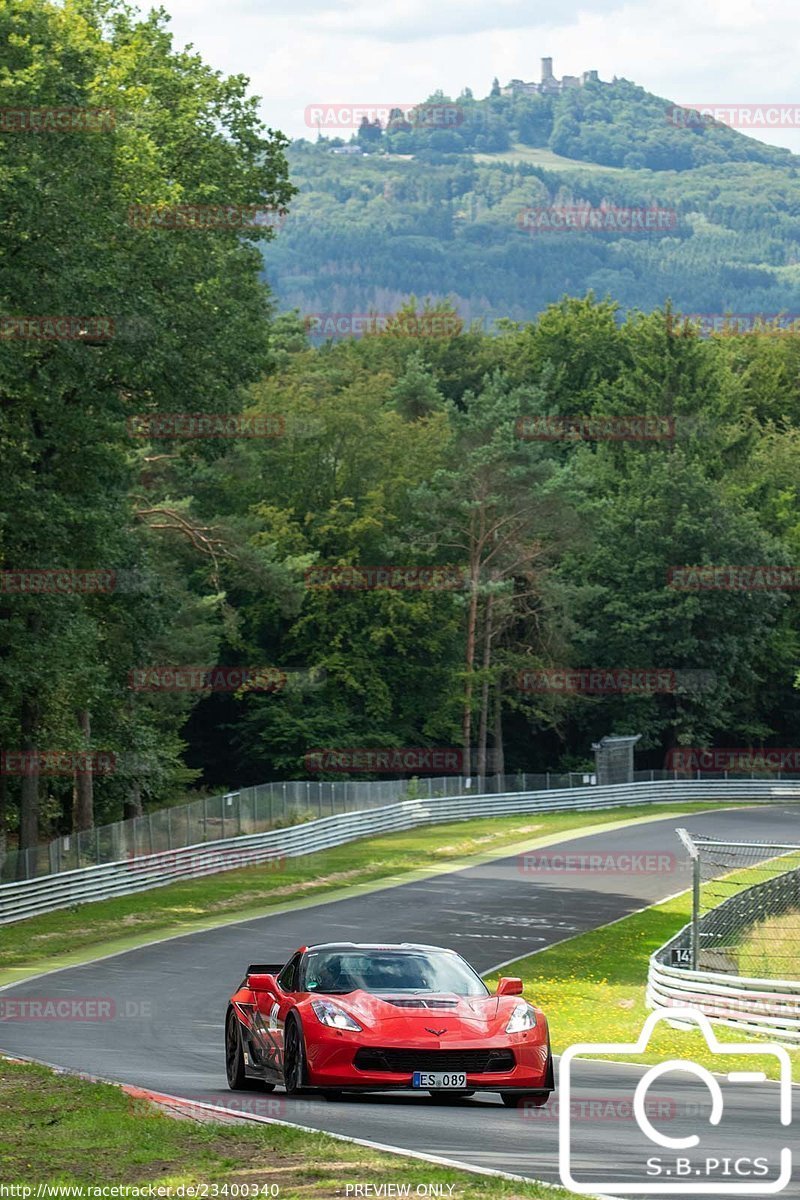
[412,1071,468,1089]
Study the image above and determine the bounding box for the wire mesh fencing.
[2,767,796,885]
[676,829,800,979]
[0,769,594,883]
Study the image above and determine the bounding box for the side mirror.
[248,972,278,992]
[496,976,524,996]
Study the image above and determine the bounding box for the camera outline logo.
[558,1007,792,1195]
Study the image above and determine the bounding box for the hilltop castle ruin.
[501,59,602,98]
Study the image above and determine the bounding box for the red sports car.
[225,941,554,1106]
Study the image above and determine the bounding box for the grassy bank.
[736,909,800,979]
[484,882,800,1081]
[0,1058,575,1198]
[0,801,727,983]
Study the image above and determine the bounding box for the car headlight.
[311,998,363,1031]
[505,1002,537,1033]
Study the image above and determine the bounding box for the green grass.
[484,880,800,1081]
[736,909,800,979]
[0,1058,577,1197]
[472,142,625,173]
[0,802,732,984]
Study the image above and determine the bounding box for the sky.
[160,0,800,154]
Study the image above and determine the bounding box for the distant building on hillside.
[500,59,602,98]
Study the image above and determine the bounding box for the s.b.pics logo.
[559,1008,792,1195]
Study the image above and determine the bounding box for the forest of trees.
[268,96,800,324]
[2,0,799,857]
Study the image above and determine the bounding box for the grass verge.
[736,909,800,979]
[0,802,733,984]
[484,881,800,1082]
[0,1058,577,1198]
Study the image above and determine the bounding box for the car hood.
[316,991,527,1035]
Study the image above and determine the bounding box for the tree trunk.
[125,780,144,820]
[73,708,94,832]
[461,557,481,774]
[477,591,494,782]
[18,696,40,856]
[493,681,505,779]
[0,772,7,875]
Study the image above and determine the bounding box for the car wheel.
[501,1091,551,1108]
[225,1008,276,1092]
[428,1091,475,1103]
[283,1015,308,1095]
[225,1008,251,1090]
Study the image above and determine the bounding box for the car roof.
[305,942,455,954]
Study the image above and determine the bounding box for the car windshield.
[303,949,488,996]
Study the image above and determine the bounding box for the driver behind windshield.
[309,952,431,993]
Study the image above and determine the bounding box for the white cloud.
[159,0,800,151]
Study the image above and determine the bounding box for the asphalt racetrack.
[2,805,799,1198]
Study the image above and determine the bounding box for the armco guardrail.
[2,778,799,926]
[1,769,605,883]
[648,865,800,1042]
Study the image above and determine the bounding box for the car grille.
[354,1048,515,1074]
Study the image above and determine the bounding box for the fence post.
[677,828,701,970]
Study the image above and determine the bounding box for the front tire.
[282,1015,308,1095]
